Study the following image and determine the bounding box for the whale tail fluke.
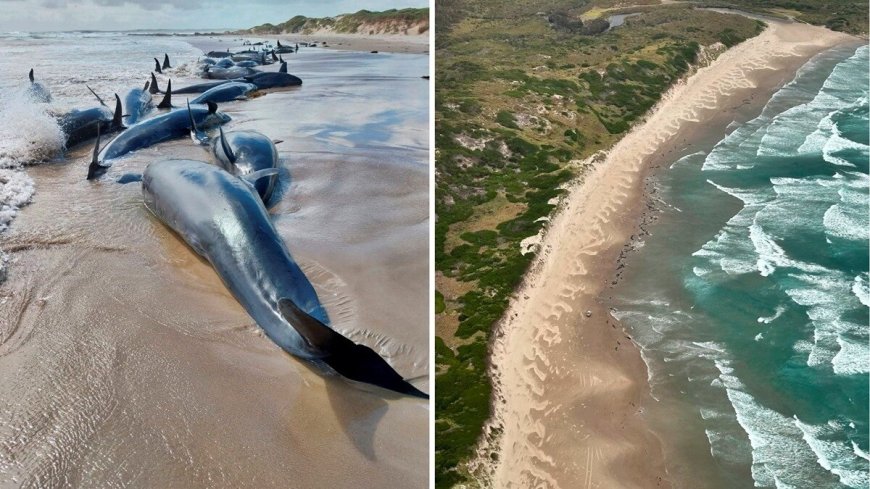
[154,58,162,74]
[157,79,172,109]
[149,72,160,94]
[112,93,123,128]
[87,125,103,180]
[277,298,429,399]
[162,53,171,70]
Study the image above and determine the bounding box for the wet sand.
[0,44,429,486]
[472,19,856,489]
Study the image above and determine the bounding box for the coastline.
[472,18,858,489]
[183,33,428,55]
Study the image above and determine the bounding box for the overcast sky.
[0,0,428,32]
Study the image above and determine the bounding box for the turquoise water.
[612,44,868,488]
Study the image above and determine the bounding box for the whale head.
[278,298,428,399]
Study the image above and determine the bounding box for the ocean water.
[612,44,868,488]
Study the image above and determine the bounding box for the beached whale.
[206,50,232,58]
[87,101,230,179]
[141,159,427,399]
[26,69,51,103]
[205,66,258,80]
[190,81,257,105]
[149,73,233,95]
[214,58,235,69]
[57,94,123,147]
[213,127,279,203]
[123,81,153,126]
[244,72,302,89]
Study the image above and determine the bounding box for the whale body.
[213,127,279,203]
[87,101,230,179]
[142,160,427,398]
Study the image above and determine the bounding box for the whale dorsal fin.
[276,298,429,399]
[28,68,34,83]
[207,101,218,114]
[218,126,236,163]
[149,72,160,94]
[279,61,287,74]
[112,94,123,128]
[87,125,102,180]
[162,53,171,70]
[86,85,106,107]
[143,80,150,91]
[277,40,282,47]
[157,79,172,109]
[154,58,162,74]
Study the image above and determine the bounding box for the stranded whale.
[213,126,279,203]
[142,160,427,398]
[87,101,230,179]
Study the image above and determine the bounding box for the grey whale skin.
[87,102,229,179]
[212,127,279,203]
[142,160,427,399]
[123,84,153,126]
[57,94,123,147]
[190,82,257,105]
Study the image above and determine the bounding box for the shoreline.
[181,33,428,55]
[472,18,858,489]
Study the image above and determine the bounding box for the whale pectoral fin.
[187,100,208,145]
[277,299,429,399]
[241,168,279,187]
[218,126,236,163]
[86,85,106,107]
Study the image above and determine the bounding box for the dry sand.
[472,19,856,489]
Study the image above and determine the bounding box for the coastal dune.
[473,18,854,489]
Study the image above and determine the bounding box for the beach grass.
[434,1,768,486]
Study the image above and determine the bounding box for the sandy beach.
[0,36,428,487]
[191,32,429,55]
[471,18,857,489]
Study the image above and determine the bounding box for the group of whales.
[23,46,428,400]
